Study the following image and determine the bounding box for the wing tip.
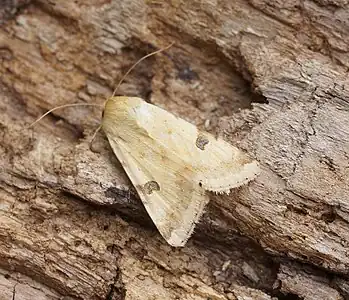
[164,193,210,247]
[204,160,261,194]
[166,235,188,247]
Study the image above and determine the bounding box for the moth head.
[103,96,143,115]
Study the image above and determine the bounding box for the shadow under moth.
[31,44,261,247]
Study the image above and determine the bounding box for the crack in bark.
[291,87,320,175]
[12,283,16,300]
[105,268,126,300]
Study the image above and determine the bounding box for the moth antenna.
[89,123,102,150]
[110,42,174,98]
[29,103,103,127]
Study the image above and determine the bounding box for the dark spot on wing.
[143,181,160,195]
[196,135,209,150]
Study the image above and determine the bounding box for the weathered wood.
[0,1,348,299]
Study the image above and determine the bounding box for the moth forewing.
[193,135,261,193]
[103,96,261,192]
[102,107,209,246]
[102,96,260,246]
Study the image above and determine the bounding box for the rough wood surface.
[0,1,348,299]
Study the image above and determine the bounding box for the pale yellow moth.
[31,44,260,247]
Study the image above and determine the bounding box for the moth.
[102,96,260,246]
[31,44,261,247]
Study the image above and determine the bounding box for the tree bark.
[0,1,348,299]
